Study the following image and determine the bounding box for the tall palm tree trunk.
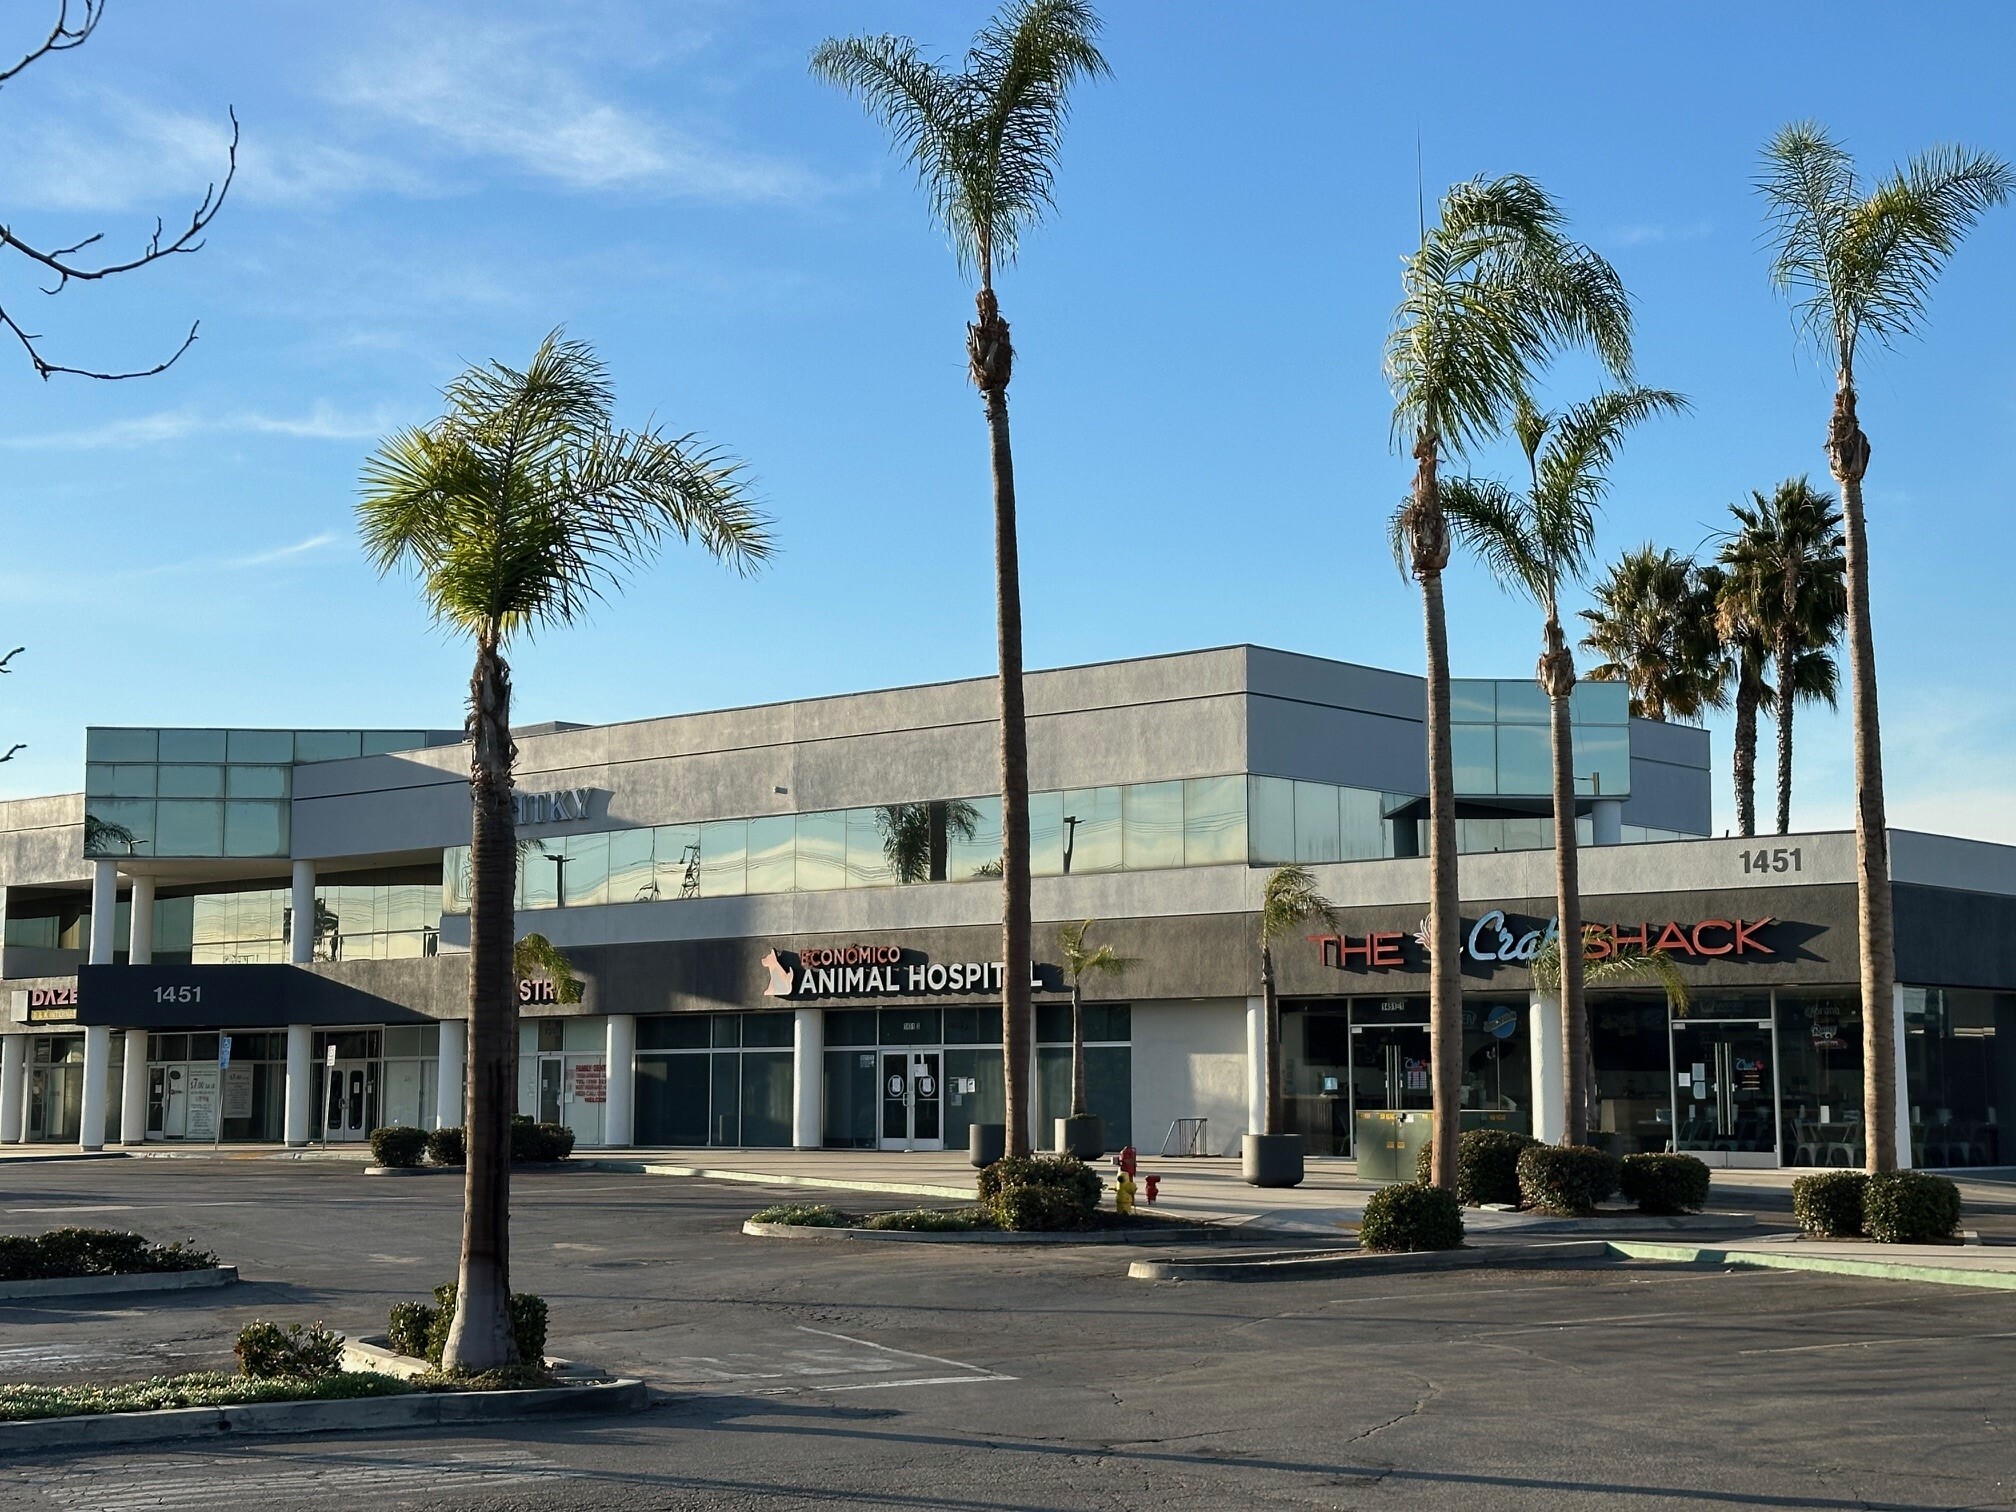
[1828,384,1897,1172]
[1068,978,1087,1118]
[1408,436,1462,1191]
[1773,637,1797,836]
[1259,940,1280,1136]
[972,286,1033,1159]
[1733,677,1759,838]
[444,629,520,1371]
[1541,620,1590,1146]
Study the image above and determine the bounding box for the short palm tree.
[1441,387,1683,1146]
[1256,865,1337,1140]
[1387,175,1633,1189]
[1578,546,1726,723]
[357,332,771,1370]
[1717,479,1845,836]
[1057,919,1131,1136]
[1759,124,2008,1170]
[1702,561,1772,838]
[814,1,1108,1159]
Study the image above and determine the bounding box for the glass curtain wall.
[820,1006,1006,1149]
[634,1012,794,1148]
[1033,1002,1132,1151]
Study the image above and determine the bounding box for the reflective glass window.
[88,764,157,798]
[155,799,223,856]
[563,831,609,907]
[1292,780,1342,864]
[443,846,471,914]
[947,796,1002,880]
[1060,786,1120,874]
[654,824,701,900]
[294,731,363,763]
[84,799,154,858]
[746,815,795,894]
[1495,681,1550,724]
[1450,681,1495,722]
[793,811,847,891]
[1341,786,1386,860]
[1453,726,1496,793]
[1122,781,1184,871]
[1182,776,1245,866]
[226,730,294,763]
[1501,817,1548,851]
[360,731,426,756]
[742,1012,794,1048]
[845,808,896,888]
[607,829,655,905]
[158,764,225,799]
[1571,680,1629,724]
[87,729,157,763]
[1572,726,1630,798]
[1496,725,1552,795]
[1248,776,1295,864]
[226,765,287,799]
[520,840,561,909]
[223,802,285,856]
[1029,789,1065,876]
[699,819,746,897]
[158,729,226,762]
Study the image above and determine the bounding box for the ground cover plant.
[0,1228,217,1281]
[1415,1128,1537,1206]
[749,1203,853,1228]
[1359,1183,1465,1252]
[0,1372,413,1423]
[234,1321,344,1379]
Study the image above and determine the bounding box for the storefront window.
[1034,1003,1131,1151]
[1776,987,1864,1166]
[1462,997,1529,1129]
[1904,987,2004,1167]
[1591,995,1670,1156]
[1280,1003,1351,1156]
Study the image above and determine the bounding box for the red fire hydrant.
[1143,1174,1160,1203]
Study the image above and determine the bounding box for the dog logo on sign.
[760,949,795,998]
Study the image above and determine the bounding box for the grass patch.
[862,1207,992,1232]
[750,1203,853,1227]
[0,1371,413,1423]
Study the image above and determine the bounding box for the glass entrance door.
[879,1050,943,1151]
[537,1054,565,1124]
[1348,1021,1432,1155]
[322,1060,376,1141]
[1672,1020,1778,1167]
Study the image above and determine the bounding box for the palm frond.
[513,932,583,1005]
[1577,545,1727,721]
[1260,863,1337,947]
[1059,917,1132,979]
[1442,476,1550,605]
[1532,937,1690,1011]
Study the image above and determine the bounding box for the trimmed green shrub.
[1618,1153,1712,1215]
[1359,1183,1465,1252]
[978,1154,1102,1231]
[1414,1128,1539,1206]
[369,1125,428,1168]
[863,1208,982,1232]
[750,1203,850,1227]
[387,1301,433,1359]
[0,1372,411,1423]
[1792,1171,1867,1238]
[991,1183,1093,1232]
[0,1228,217,1281]
[1863,1171,1962,1244]
[1516,1145,1620,1217]
[390,1283,549,1367]
[233,1321,345,1380]
[509,1116,576,1163]
[426,1126,465,1165]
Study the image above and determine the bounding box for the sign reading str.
[762,944,1055,1000]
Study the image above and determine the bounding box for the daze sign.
[1313,911,1780,973]
[762,944,1052,1000]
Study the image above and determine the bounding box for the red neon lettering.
[1690,920,1735,956]
[1369,932,1405,968]
[1733,917,1775,955]
[1651,921,1691,953]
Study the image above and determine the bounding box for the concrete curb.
[0,1376,648,1457]
[0,1266,237,1302]
[340,1336,610,1384]
[742,1219,1228,1246]
[1129,1240,1612,1282]
[1605,1240,2016,1291]
[0,1151,129,1165]
[607,1161,970,1201]
[1470,1211,1763,1236]
[362,1166,454,1177]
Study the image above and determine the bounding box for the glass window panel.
[1087,1002,1132,1042]
[1495,724,1552,795]
[155,799,224,856]
[1248,776,1295,864]
[746,815,795,894]
[1029,789,1065,877]
[101,765,157,798]
[226,764,287,799]
[947,796,1002,881]
[293,730,362,763]
[878,1008,942,1046]
[1571,679,1630,725]
[520,839,560,910]
[1036,1001,1072,1044]
[740,1051,794,1147]
[158,764,224,799]
[1060,786,1120,874]
[1122,781,1184,871]
[1501,817,1548,851]
[1340,786,1386,860]
[742,1011,794,1048]
[226,730,294,763]
[87,728,157,763]
[223,803,284,856]
[443,846,471,914]
[699,820,746,897]
[158,729,226,762]
[1292,780,1342,864]
[942,1004,1002,1045]
[383,1025,423,1058]
[1572,726,1631,798]
[821,1008,878,1047]
[653,824,700,900]
[638,1014,710,1051]
[1182,776,1246,867]
[712,1014,742,1048]
[1453,726,1497,794]
[360,731,425,756]
[85,798,154,856]
[1450,681,1496,723]
[1495,681,1550,724]
[607,828,656,904]
[792,811,847,892]
[845,808,896,888]
[562,831,609,907]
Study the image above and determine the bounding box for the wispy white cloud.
[0,531,345,609]
[0,402,396,450]
[1607,221,1715,247]
[218,532,342,570]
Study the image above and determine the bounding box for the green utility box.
[1353,1110,1433,1182]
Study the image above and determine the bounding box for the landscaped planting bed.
[0,1228,218,1282]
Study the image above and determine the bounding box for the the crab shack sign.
[1311,911,1779,973]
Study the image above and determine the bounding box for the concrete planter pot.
[1242,1133,1305,1188]
[1054,1114,1106,1160]
[968,1123,1006,1168]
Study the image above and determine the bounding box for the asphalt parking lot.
[0,1160,2012,1511]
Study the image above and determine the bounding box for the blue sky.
[0,0,2011,842]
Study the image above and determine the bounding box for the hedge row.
[367,1119,574,1168]
[0,1228,218,1282]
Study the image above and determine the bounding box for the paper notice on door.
[223,1065,255,1120]
[185,1065,220,1139]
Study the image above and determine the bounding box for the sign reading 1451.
[1740,846,1801,875]
[154,985,202,1004]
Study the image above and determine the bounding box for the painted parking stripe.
[793,1326,1015,1383]
[20,1448,572,1509]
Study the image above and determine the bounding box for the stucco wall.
[1131,997,1248,1156]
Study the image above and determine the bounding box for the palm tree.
[876,800,981,884]
[1256,865,1337,1142]
[1759,125,2009,1170]
[1056,919,1131,1147]
[1534,937,1691,1141]
[1579,547,1726,723]
[813,2,1107,1160]
[1702,561,1771,838]
[357,332,771,1370]
[1387,175,1633,1190]
[1442,388,1683,1147]
[1717,479,1845,836]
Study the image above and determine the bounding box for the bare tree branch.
[0,0,101,88]
[0,647,21,673]
[0,743,22,765]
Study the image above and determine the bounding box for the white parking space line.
[650,1327,1013,1393]
[18,1448,573,1509]
[1740,1329,2016,1355]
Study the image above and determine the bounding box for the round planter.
[968,1123,1007,1168]
[1242,1132,1305,1188]
[1054,1114,1106,1160]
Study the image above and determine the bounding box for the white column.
[289,861,316,964]
[79,1024,110,1150]
[792,1008,824,1149]
[1892,984,1913,1170]
[604,1013,636,1147]
[436,1019,466,1129]
[1529,990,1566,1145]
[128,876,156,965]
[120,1028,149,1144]
[1591,798,1624,847]
[283,1023,314,1146]
[1244,995,1265,1139]
[0,1033,24,1144]
[88,860,118,966]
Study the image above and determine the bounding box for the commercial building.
[3,645,2011,1170]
